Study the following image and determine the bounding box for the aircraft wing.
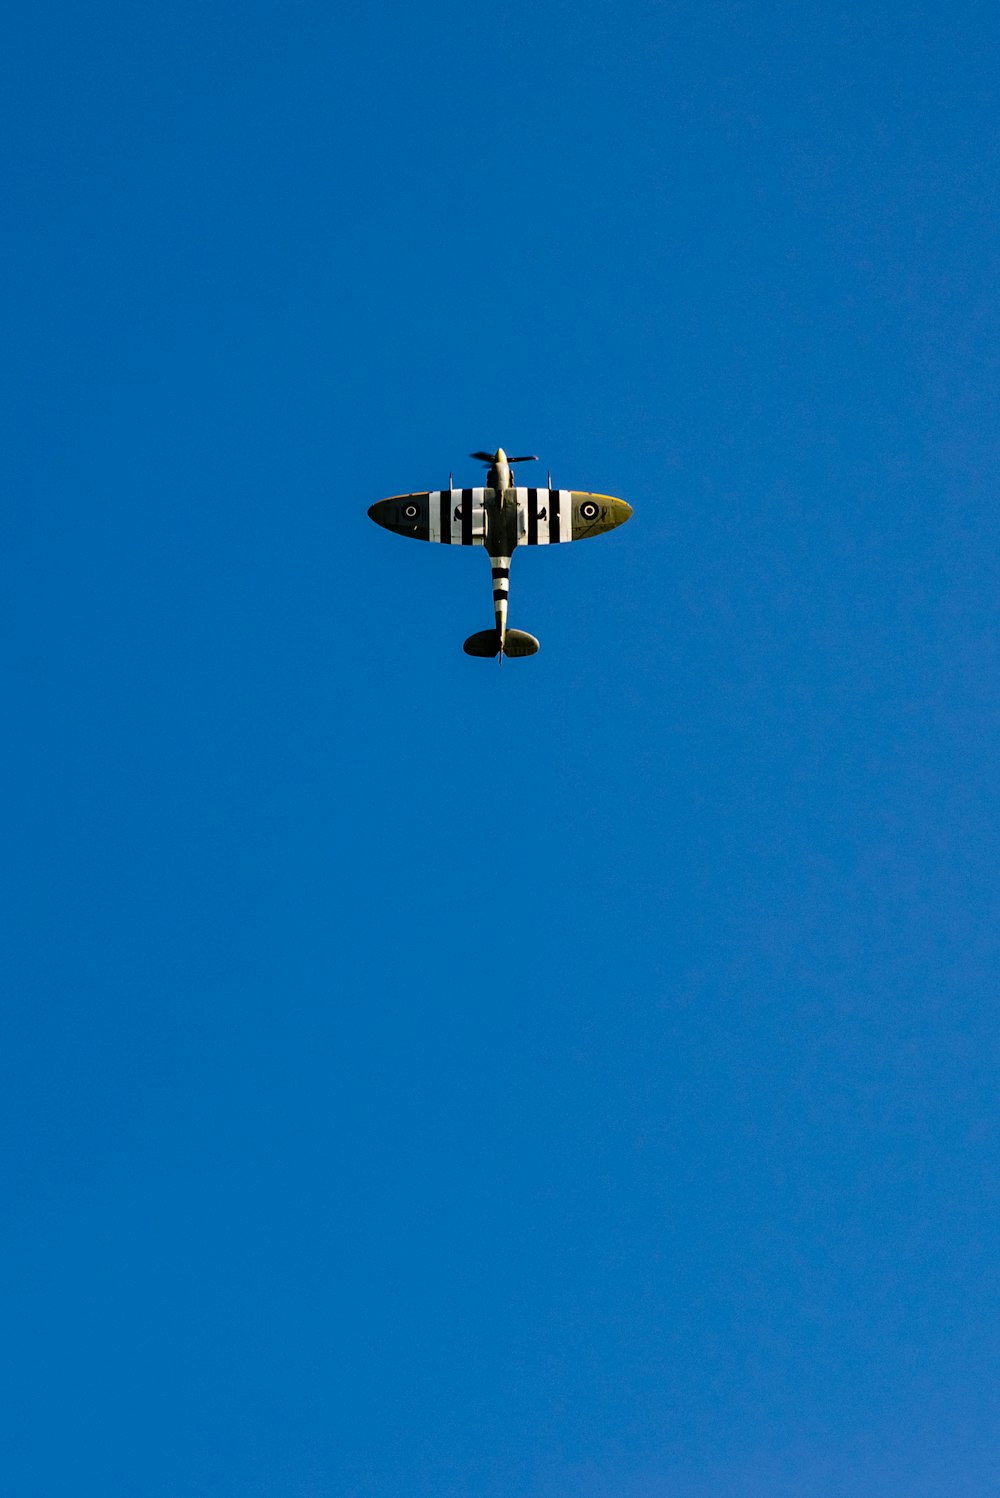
[367,489,489,544]
[515,489,633,544]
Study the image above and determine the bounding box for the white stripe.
[471,489,487,542]
[537,488,550,544]
[429,491,442,543]
[450,490,463,544]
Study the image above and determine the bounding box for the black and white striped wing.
[515,489,632,544]
[368,489,489,545]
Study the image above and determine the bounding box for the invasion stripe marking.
[559,490,573,542]
[461,488,472,547]
[491,566,509,578]
[440,490,451,543]
[514,489,578,546]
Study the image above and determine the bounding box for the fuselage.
[487,447,512,495]
[483,449,519,562]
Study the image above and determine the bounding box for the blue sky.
[4,1,1000,1494]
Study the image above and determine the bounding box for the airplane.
[367,448,633,658]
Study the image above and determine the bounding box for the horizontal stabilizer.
[503,629,539,657]
[464,629,501,657]
[463,628,539,659]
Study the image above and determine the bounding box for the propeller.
[469,451,539,464]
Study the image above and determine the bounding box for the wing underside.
[515,489,632,543]
[367,489,488,544]
[368,487,632,545]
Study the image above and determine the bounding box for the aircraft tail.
[463,628,539,659]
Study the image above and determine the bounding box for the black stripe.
[491,566,509,578]
[440,491,451,543]
[550,488,561,543]
[493,588,507,601]
[461,488,473,547]
[528,488,538,546]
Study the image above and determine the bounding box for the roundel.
[580,500,599,521]
[403,503,419,519]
